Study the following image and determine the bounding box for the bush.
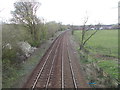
[2,59,19,88]
[29,40,40,47]
[2,48,17,61]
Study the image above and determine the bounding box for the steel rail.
[61,34,64,89]
[67,40,78,89]
[45,36,62,88]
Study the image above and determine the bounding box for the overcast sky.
[0,0,119,25]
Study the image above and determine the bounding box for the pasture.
[74,30,118,57]
[73,30,118,79]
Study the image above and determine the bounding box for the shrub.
[29,40,40,47]
[2,48,17,61]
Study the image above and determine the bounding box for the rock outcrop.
[18,41,37,58]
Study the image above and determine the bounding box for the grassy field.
[74,30,118,57]
[73,30,118,80]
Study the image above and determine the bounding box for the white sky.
[0,0,119,25]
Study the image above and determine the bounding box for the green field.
[74,30,118,57]
[73,30,118,79]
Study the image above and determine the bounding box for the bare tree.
[79,16,100,50]
[11,0,41,41]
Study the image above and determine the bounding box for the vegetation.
[2,23,66,88]
[11,1,43,47]
[73,30,118,82]
[2,1,67,88]
[2,39,52,88]
[74,30,118,57]
[98,60,118,79]
[76,16,101,50]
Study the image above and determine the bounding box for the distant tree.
[79,16,100,50]
[71,24,74,35]
[45,21,60,37]
[11,0,41,41]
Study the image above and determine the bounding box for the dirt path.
[23,31,89,88]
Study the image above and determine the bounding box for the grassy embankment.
[2,23,64,88]
[2,31,63,88]
[73,30,118,80]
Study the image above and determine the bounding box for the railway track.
[61,33,78,89]
[31,33,64,89]
[61,33,64,88]
[23,31,89,88]
[67,40,78,89]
